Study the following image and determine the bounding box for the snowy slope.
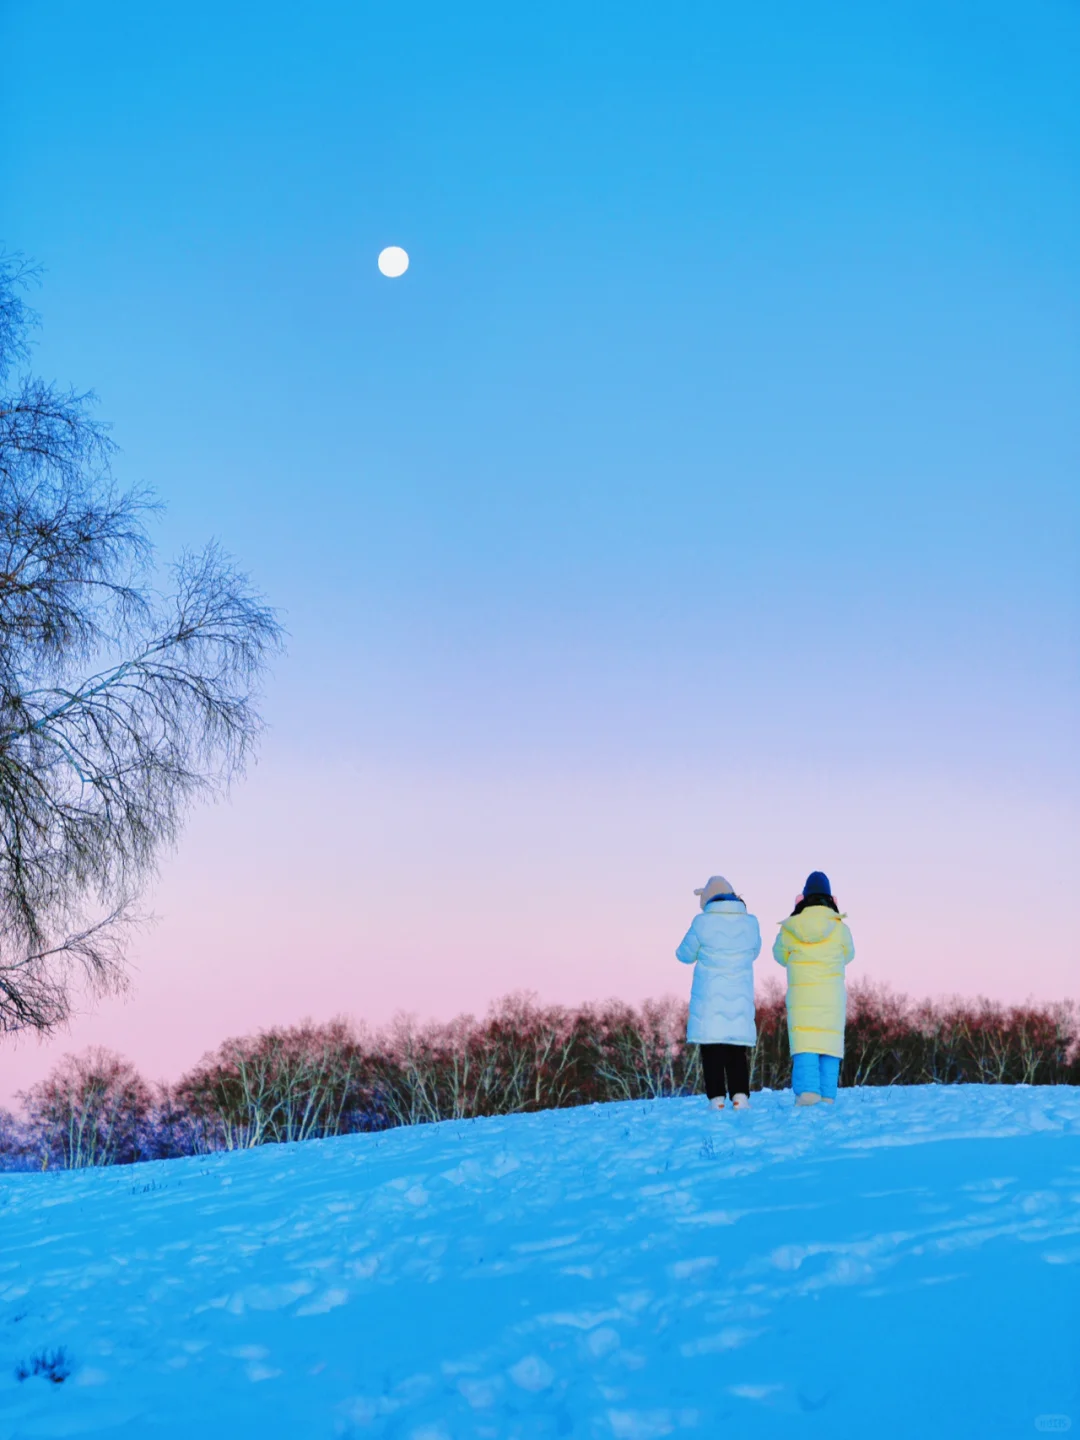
[1,1086,1078,1439]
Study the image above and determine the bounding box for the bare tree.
[21,1047,151,1168]
[177,1021,368,1148]
[0,256,282,1035]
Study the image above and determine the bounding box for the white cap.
[694,875,736,907]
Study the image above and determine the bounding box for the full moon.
[377,246,409,278]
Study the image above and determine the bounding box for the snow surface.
[2,1085,1079,1439]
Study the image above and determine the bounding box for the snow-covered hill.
[2,1086,1078,1439]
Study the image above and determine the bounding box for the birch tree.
[0,257,282,1034]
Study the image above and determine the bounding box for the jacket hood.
[779,907,845,945]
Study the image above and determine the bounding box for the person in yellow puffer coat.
[772,871,855,1105]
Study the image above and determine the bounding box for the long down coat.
[676,898,761,1046]
[772,906,855,1057]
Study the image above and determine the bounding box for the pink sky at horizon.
[2,745,1074,1106]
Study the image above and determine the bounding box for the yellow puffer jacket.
[772,906,855,1058]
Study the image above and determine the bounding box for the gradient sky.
[1,1,1077,1099]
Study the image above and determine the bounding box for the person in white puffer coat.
[676,875,761,1110]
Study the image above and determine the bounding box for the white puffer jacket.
[676,898,761,1045]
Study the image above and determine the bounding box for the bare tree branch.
[0,254,283,1035]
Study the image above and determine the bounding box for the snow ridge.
[1,1085,1078,1438]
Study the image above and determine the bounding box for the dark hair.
[792,893,839,916]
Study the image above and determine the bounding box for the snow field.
[1,1085,1079,1438]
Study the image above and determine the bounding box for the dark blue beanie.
[804,871,832,897]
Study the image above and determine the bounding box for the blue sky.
[1,1,1078,1083]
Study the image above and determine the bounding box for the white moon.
[377,246,409,278]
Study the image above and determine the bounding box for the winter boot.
[708,1095,725,1111]
[795,1092,822,1106]
[732,1094,750,1110]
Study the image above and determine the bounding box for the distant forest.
[3,984,1077,1170]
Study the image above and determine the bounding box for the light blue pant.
[792,1052,840,1100]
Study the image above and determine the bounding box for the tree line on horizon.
[1,983,1077,1171]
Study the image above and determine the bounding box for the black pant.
[700,1043,750,1100]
